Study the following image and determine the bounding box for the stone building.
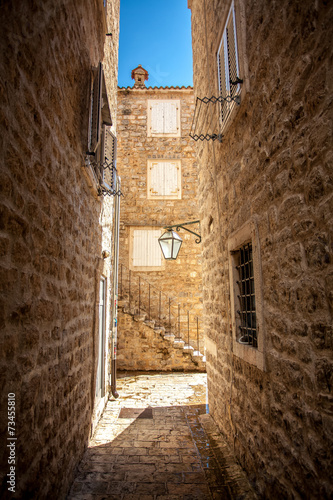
[188,0,333,497]
[0,0,120,498]
[116,67,204,371]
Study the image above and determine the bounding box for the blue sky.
[118,0,193,88]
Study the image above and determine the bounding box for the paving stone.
[67,372,257,499]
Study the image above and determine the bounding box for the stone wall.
[117,304,205,372]
[0,0,119,498]
[116,85,204,365]
[189,0,333,497]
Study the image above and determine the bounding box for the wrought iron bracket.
[163,220,201,244]
[189,94,241,142]
[85,156,123,197]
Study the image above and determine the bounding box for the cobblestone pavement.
[68,372,257,500]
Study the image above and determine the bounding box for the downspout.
[110,175,121,399]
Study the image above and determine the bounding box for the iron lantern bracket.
[163,220,201,244]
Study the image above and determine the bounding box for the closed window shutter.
[132,230,162,267]
[150,102,164,134]
[149,161,179,198]
[147,230,161,266]
[150,162,165,196]
[164,162,179,196]
[163,102,178,134]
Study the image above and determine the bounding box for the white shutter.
[164,162,179,196]
[163,102,178,134]
[148,160,181,199]
[226,6,239,98]
[147,230,162,267]
[150,102,164,134]
[150,162,165,196]
[218,36,229,123]
[132,230,162,267]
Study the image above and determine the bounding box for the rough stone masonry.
[0,0,120,498]
[188,0,333,497]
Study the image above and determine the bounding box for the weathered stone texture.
[116,86,204,366]
[189,0,333,497]
[0,0,119,498]
[117,305,205,372]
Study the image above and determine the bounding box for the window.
[234,243,257,347]
[217,1,241,133]
[85,62,116,195]
[228,220,265,370]
[130,228,164,271]
[147,100,180,137]
[147,160,181,200]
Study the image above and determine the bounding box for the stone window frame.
[147,159,182,200]
[147,99,181,138]
[129,226,165,272]
[228,219,266,371]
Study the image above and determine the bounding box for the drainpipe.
[110,175,121,399]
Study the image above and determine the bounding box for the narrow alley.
[68,372,256,500]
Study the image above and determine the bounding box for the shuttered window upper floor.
[147,160,181,200]
[147,100,181,137]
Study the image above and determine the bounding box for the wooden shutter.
[150,102,164,134]
[163,102,178,134]
[218,37,228,123]
[226,6,239,98]
[164,162,179,196]
[132,229,162,267]
[89,62,103,152]
[150,162,164,196]
[149,161,180,198]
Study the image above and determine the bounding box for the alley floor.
[67,372,257,500]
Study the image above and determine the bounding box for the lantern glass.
[158,230,183,260]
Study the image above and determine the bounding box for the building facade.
[188,0,333,497]
[0,0,120,497]
[116,68,204,371]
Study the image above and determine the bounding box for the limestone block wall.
[189,0,333,497]
[0,0,119,498]
[116,86,203,363]
[117,308,205,372]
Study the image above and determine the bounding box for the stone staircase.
[117,297,206,372]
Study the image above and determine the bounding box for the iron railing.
[119,264,204,355]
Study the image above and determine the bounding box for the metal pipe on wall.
[110,176,121,399]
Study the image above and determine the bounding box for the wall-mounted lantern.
[158,220,201,260]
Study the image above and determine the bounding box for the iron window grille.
[236,243,257,347]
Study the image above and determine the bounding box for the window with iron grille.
[228,222,265,370]
[217,1,241,133]
[236,243,257,347]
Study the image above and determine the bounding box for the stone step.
[134,313,147,322]
[173,338,186,349]
[164,333,175,342]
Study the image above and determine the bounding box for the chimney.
[131,64,149,88]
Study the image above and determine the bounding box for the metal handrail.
[118,264,203,354]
